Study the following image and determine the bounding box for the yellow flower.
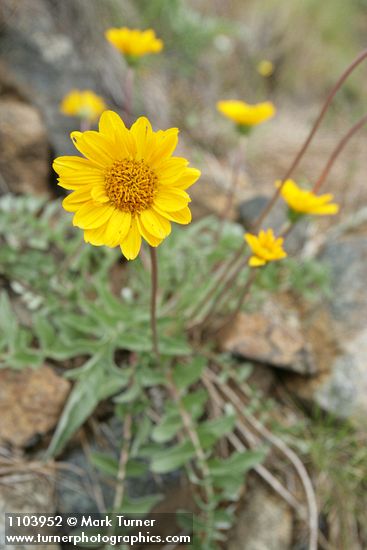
[257,60,274,77]
[216,99,276,128]
[277,179,339,216]
[105,27,163,61]
[60,90,106,122]
[53,111,200,260]
[245,229,287,267]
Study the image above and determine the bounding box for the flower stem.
[313,113,367,193]
[80,119,90,132]
[149,246,160,360]
[125,66,135,122]
[253,48,367,230]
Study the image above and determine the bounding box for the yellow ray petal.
[154,205,192,224]
[53,156,103,176]
[98,110,135,158]
[130,116,153,160]
[154,188,190,212]
[249,256,266,267]
[84,224,109,246]
[148,128,179,167]
[73,202,114,229]
[158,157,189,184]
[120,217,142,260]
[174,168,201,190]
[57,172,104,189]
[62,189,91,212]
[104,209,131,245]
[139,208,171,238]
[91,185,110,203]
[71,131,115,167]
[57,179,95,191]
[136,216,165,247]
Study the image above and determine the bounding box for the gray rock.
[0,0,126,161]
[286,234,367,424]
[238,195,283,232]
[55,442,115,515]
[228,480,293,550]
[321,236,367,332]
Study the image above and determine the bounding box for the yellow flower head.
[216,99,276,129]
[245,229,287,267]
[277,179,339,216]
[53,111,200,260]
[257,60,274,77]
[60,90,106,122]
[105,27,163,61]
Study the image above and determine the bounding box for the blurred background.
[1,0,367,209]
[0,1,366,549]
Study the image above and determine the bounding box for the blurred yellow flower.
[245,229,287,267]
[105,27,163,62]
[216,100,275,129]
[277,179,339,216]
[53,111,200,260]
[257,60,274,77]
[60,90,106,122]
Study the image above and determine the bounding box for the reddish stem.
[125,66,135,122]
[313,113,367,193]
[254,48,367,230]
[149,246,159,360]
[80,119,91,132]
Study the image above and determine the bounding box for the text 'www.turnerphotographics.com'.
[4,513,193,547]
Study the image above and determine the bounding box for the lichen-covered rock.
[220,298,316,374]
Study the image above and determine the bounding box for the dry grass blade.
[202,373,304,514]
[206,369,318,550]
